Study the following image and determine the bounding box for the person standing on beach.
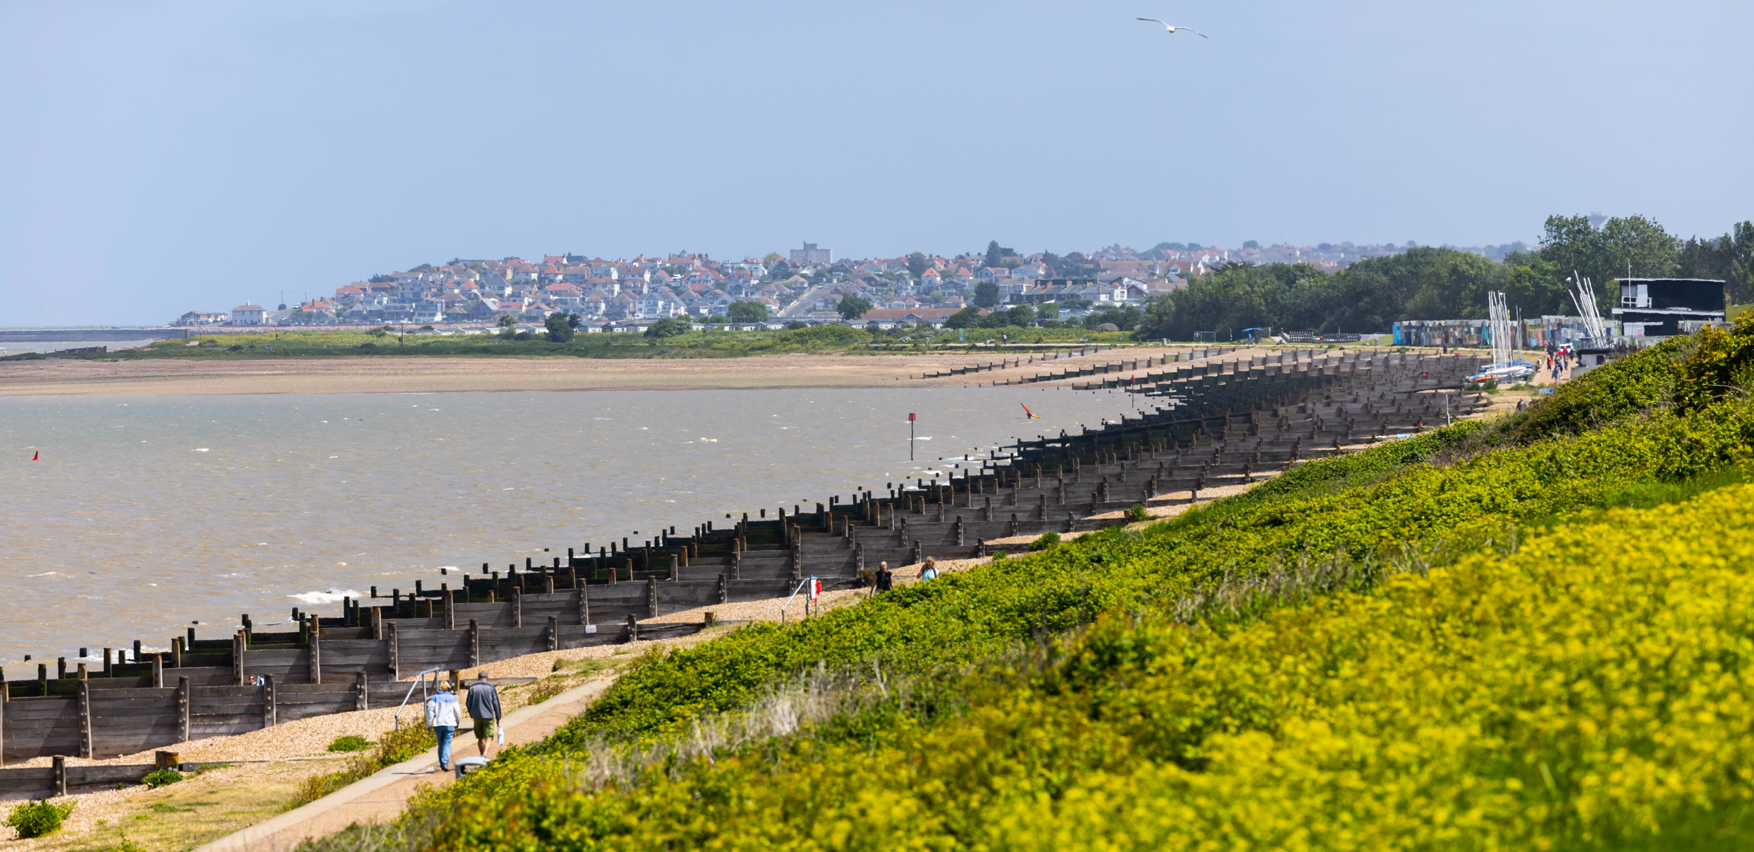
[874,561,894,594]
[424,683,462,772]
[466,671,503,758]
[920,557,938,581]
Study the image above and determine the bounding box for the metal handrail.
[779,575,817,625]
[393,667,451,729]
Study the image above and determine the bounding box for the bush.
[4,800,72,838]
[644,318,692,339]
[141,767,183,789]
[1028,531,1061,551]
[327,734,372,753]
[772,325,868,347]
[1126,503,1149,522]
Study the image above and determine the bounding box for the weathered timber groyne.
[0,350,1487,779]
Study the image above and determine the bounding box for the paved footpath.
[193,678,616,852]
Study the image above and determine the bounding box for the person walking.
[919,557,939,581]
[424,682,462,772]
[466,670,503,758]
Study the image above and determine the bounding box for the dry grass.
[0,759,346,851]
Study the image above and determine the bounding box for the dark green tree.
[973,281,1001,308]
[984,241,1005,270]
[543,312,577,342]
[944,307,981,329]
[1006,304,1036,326]
[1242,240,1260,249]
[1036,302,1060,321]
[836,295,873,321]
[906,252,931,278]
[727,301,770,323]
[644,317,691,338]
[1502,253,1570,317]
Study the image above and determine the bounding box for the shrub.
[1126,503,1149,522]
[772,325,869,347]
[643,318,692,339]
[141,767,183,789]
[1028,531,1061,551]
[327,734,372,753]
[4,800,72,838]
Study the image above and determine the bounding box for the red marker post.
[908,413,916,460]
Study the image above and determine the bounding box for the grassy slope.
[313,324,1754,851]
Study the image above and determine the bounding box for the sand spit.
[0,345,1212,397]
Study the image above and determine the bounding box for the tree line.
[1133,214,1754,341]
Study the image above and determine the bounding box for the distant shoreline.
[0,351,1076,397]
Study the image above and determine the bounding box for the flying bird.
[1136,18,1207,38]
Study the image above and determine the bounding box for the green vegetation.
[319,317,1754,851]
[1135,214,1754,339]
[5,799,72,838]
[58,323,1130,364]
[835,294,873,321]
[287,724,436,810]
[140,768,183,789]
[325,734,372,753]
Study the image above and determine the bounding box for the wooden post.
[77,673,93,759]
[386,622,399,682]
[647,577,658,619]
[177,676,190,743]
[152,653,164,688]
[444,589,456,630]
[170,638,182,669]
[354,671,368,712]
[103,647,113,677]
[52,755,67,798]
[264,673,277,728]
[309,615,322,684]
[233,631,245,686]
[511,586,523,629]
[547,615,558,652]
[625,613,639,644]
[371,605,384,641]
[468,619,480,668]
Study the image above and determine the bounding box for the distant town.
[175,239,1527,331]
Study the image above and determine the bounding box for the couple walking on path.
[424,672,504,772]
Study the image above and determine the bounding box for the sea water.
[0,387,1136,665]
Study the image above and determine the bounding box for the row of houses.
[175,242,1206,327]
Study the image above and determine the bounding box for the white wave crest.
[289,589,361,604]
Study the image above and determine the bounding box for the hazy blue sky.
[2,1,1749,326]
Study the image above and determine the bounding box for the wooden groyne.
[0,351,1488,783]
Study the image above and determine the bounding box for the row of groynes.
[0,349,1486,801]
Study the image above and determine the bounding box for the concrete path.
[192,678,616,852]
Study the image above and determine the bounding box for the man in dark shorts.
[465,670,503,758]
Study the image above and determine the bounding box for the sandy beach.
[0,350,1139,397]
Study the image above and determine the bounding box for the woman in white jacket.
[424,685,464,771]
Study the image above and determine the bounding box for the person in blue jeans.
[424,683,463,772]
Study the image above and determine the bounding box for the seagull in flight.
[1136,18,1207,38]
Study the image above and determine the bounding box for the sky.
[2,1,1750,327]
